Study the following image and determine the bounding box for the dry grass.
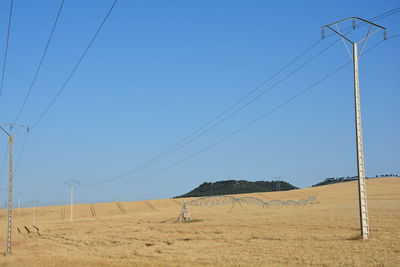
[0,177,399,266]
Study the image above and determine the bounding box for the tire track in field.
[60,206,66,221]
[144,200,158,211]
[115,202,128,215]
[89,204,97,217]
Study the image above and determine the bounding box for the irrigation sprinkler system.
[184,195,317,208]
[178,195,317,221]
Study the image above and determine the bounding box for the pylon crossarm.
[322,17,387,44]
[0,126,9,136]
[324,17,386,30]
[325,25,353,43]
[0,124,29,136]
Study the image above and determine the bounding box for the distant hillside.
[312,174,399,187]
[175,180,298,198]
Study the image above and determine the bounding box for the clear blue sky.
[0,0,399,206]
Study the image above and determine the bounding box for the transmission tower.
[17,192,22,213]
[0,123,29,254]
[322,17,386,240]
[275,177,282,191]
[29,200,39,225]
[64,180,80,222]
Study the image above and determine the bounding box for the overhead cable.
[30,0,118,130]
[100,33,400,188]
[83,7,400,187]
[14,0,65,123]
[0,0,14,98]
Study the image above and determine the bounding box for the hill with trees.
[175,180,298,198]
[312,174,399,187]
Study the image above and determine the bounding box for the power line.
[84,36,335,188]
[5,0,117,189]
[30,0,118,130]
[102,33,399,188]
[111,63,353,187]
[6,5,396,193]
[368,7,400,21]
[14,0,65,123]
[338,7,400,33]
[158,37,341,154]
[82,39,325,188]
[0,0,14,98]
[83,7,400,188]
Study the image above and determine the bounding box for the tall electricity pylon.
[275,177,282,191]
[17,192,22,213]
[0,123,29,254]
[64,180,80,222]
[29,200,39,225]
[322,17,386,240]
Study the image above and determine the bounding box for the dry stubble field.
[0,177,399,266]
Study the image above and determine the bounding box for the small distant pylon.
[177,201,191,222]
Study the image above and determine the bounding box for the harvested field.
[0,177,399,266]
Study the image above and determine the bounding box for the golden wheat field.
[0,177,398,266]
